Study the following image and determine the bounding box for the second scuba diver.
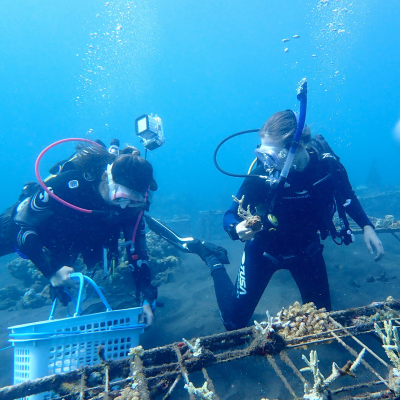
[196,81,384,331]
[0,141,158,326]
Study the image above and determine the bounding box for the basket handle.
[49,273,112,320]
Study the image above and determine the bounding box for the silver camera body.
[135,114,165,151]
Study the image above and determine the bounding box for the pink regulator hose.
[34,138,102,214]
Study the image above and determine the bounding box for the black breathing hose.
[213,129,264,179]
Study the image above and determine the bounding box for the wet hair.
[258,110,311,146]
[120,144,141,156]
[72,142,156,191]
[111,154,156,192]
[73,142,116,182]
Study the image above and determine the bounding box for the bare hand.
[363,225,384,261]
[236,220,262,241]
[49,266,76,287]
[139,304,154,328]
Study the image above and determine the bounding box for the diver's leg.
[210,240,277,330]
[289,242,332,311]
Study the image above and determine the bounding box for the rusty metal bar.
[331,380,387,395]
[329,316,390,369]
[330,331,389,389]
[202,368,219,400]
[162,374,181,400]
[266,355,297,399]
[280,350,309,388]
[173,344,194,400]
[4,302,400,400]
[351,389,393,400]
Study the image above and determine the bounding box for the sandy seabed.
[0,234,399,399]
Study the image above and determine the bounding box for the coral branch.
[232,195,262,230]
[375,321,400,370]
[254,310,275,335]
[184,381,214,399]
[350,348,366,372]
[301,348,365,400]
[182,338,202,357]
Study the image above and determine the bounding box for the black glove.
[49,285,72,306]
[142,285,158,306]
[185,239,230,264]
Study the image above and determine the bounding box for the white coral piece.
[254,310,275,335]
[128,345,144,357]
[300,349,365,400]
[232,195,255,221]
[184,381,214,399]
[375,320,400,370]
[182,338,202,357]
[350,348,366,372]
[300,350,328,397]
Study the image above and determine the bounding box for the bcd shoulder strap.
[308,134,340,161]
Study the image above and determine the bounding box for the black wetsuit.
[0,170,156,303]
[215,149,372,331]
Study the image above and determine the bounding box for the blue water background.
[0,0,399,216]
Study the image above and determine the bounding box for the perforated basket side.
[45,329,142,375]
[13,327,142,378]
[9,307,143,337]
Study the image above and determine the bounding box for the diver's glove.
[142,285,158,308]
[49,285,71,306]
[186,240,230,273]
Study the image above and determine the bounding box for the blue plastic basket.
[9,273,144,400]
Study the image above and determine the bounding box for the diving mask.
[107,164,145,209]
[254,145,289,170]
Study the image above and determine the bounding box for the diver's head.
[100,154,157,209]
[256,110,311,171]
[120,144,141,156]
[112,154,157,192]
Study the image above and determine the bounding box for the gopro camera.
[135,114,165,151]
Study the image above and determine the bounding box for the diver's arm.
[15,227,57,278]
[133,217,148,260]
[123,215,149,263]
[223,209,241,240]
[363,225,384,261]
[14,174,81,280]
[14,185,59,278]
[124,213,158,309]
[347,200,384,261]
[223,173,263,240]
[333,161,373,229]
[15,225,76,284]
[334,160,384,260]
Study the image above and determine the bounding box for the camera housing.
[135,114,165,151]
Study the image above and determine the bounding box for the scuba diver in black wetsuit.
[194,79,385,331]
[0,141,158,327]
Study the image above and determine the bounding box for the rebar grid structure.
[334,215,400,242]
[3,299,400,400]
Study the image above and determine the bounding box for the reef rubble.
[3,232,182,312]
